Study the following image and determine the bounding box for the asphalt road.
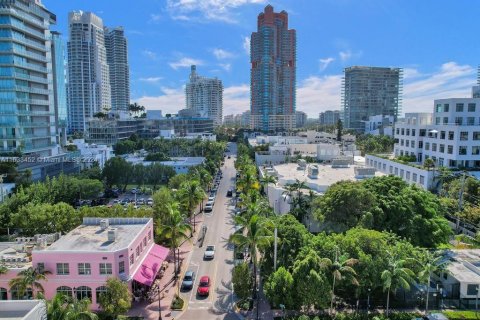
[178,142,239,320]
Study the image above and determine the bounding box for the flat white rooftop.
[40,218,151,252]
[0,300,45,320]
[273,161,384,193]
[125,156,205,167]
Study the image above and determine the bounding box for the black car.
[227,189,233,197]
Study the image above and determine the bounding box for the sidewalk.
[127,211,205,320]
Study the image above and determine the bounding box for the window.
[396,128,399,135]
[119,261,125,274]
[78,263,91,275]
[129,254,134,265]
[467,284,478,296]
[435,104,442,112]
[0,288,6,300]
[400,169,404,178]
[406,140,409,147]
[459,146,467,155]
[136,246,140,258]
[443,117,448,124]
[440,131,446,139]
[474,132,480,140]
[432,143,437,152]
[143,237,147,247]
[444,103,450,112]
[394,168,398,175]
[419,129,426,137]
[473,146,480,155]
[443,272,448,280]
[412,129,416,136]
[148,231,152,241]
[456,103,464,112]
[56,263,69,275]
[435,117,440,125]
[406,129,410,136]
[439,144,445,153]
[96,286,108,302]
[37,263,45,273]
[448,131,454,140]
[455,117,463,125]
[419,141,423,148]
[56,286,72,297]
[406,171,410,180]
[447,145,453,154]
[420,176,425,184]
[468,117,475,125]
[99,263,112,275]
[425,142,430,151]
[401,128,404,135]
[468,103,476,112]
[411,141,415,148]
[75,286,92,301]
[412,173,417,182]
[460,132,469,140]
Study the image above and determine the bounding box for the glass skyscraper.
[51,31,67,146]
[0,0,59,156]
[250,5,296,132]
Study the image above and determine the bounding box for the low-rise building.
[125,156,205,174]
[71,139,113,169]
[319,110,341,125]
[365,115,394,136]
[0,300,47,320]
[0,218,169,309]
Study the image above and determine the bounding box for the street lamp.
[158,286,163,320]
[367,288,371,315]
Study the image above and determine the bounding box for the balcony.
[0,98,50,105]
[10,48,47,62]
[0,86,51,95]
[0,110,53,116]
[0,8,47,29]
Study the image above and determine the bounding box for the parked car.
[182,271,195,290]
[204,201,214,212]
[204,245,215,259]
[146,198,153,206]
[197,276,210,296]
[227,189,233,197]
[208,196,215,202]
[228,155,231,159]
[131,188,137,194]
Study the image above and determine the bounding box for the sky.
[43,0,480,118]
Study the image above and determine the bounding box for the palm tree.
[0,264,7,275]
[260,172,278,196]
[321,250,359,315]
[230,214,274,298]
[282,184,297,204]
[381,253,415,316]
[9,266,51,299]
[156,202,192,278]
[418,251,448,315]
[178,180,205,233]
[46,294,97,320]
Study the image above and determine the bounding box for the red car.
[197,276,210,296]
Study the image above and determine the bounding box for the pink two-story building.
[0,217,169,309]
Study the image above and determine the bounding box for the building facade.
[0,0,60,156]
[185,65,223,126]
[250,5,296,132]
[342,66,402,132]
[395,96,480,168]
[67,11,111,134]
[295,110,307,128]
[364,114,394,136]
[50,31,67,147]
[105,26,129,112]
[319,110,340,125]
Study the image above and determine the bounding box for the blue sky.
[43,0,479,117]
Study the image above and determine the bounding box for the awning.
[133,244,170,286]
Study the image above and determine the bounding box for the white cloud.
[224,84,250,114]
[339,50,351,62]
[166,0,265,23]
[142,50,157,60]
[319,57,335,72]
[219,63,231,71]
[149,14,162,22]
[213,48,234,60]
[242,37,250,55]
[169,57,204,70]
[297,75,343,116]
[139,77,163,83]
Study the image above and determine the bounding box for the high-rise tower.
[342,66,402,133]
[67,11,111,134]
[250,5,296,132]
[51,31,67,147]
[105,26,129,112]
[185,65,223,126]
[0,0,59,156]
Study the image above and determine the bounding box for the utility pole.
[457,172,466,232]
[274,228,277,271]
[0,174,6,203]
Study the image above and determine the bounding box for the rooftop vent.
[100,219,109,230]
[107,228,117,242]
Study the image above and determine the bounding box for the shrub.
[171,295,184,310]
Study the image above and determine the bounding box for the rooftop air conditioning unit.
[100,219,109,230]
[107,228,117,242]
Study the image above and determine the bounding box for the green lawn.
[443,310,480,320]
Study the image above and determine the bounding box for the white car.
[204,245,215,259]
[208,196,215,202]
[204,201,214,212]
[146,198,153,206]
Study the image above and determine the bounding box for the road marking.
[210,260,218,303]
[187,264,200,304]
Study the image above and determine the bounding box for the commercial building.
[67,11,111,134]
[296,110,307,128]
[186,65,223,126]
[125,156,205,174]
[250,5,296,132]
[0,218,169,310]
[319,110,340,125]
[223,114,235,126]
[71,138,113,169]
[50,31,67,147]
[86,117,138,145]
[241,110,251,127]
[342,66,402,132]
[105,26,129,112]
[0,0,60,156]
[364,114,394,136]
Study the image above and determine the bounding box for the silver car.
[204,245,215,259]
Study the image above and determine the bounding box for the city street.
[178,142,239,320]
